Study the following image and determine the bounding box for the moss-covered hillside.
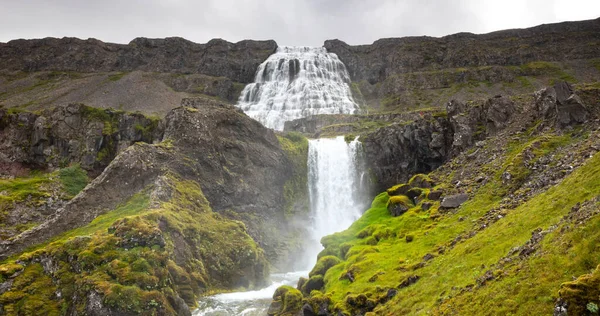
[270,84,600,315]
[0,171,268,315]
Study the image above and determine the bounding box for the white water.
[193,271,306,316]
[194,137,368,315]
[302,136,368,267]
[236,46,359,130]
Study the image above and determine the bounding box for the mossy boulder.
[408,174,435,188]
[387,195,413,217]
[309,256,342,278]
[386,183,410,196]
[301,275,325,296]
[267,285,303,316]
[558,264,600,315]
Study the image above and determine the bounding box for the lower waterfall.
[194,136,368,315]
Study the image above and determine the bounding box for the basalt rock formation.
[325,18,600,84]
[325,18,600,111]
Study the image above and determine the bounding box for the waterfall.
[194,48,368,316]
[302,136,369,268]
[236,46,359,131]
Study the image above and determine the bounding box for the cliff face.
[325,18,600,84]
[0,104,163,176]
[324,18,600,112]
[0,37,277,83]
[362,81,594,192]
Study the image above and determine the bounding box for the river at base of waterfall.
[193,271,307,316]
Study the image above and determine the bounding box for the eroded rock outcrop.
[0,99,307,267]
[362,85,587,191]
[535,81,589,128]
[0,99,311,315]
[0,104,163,175]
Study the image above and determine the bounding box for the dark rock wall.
[0,37,277,83]
[325,18,600,84]
[0,104,163,176]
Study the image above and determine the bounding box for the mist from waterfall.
[236,46,359,131]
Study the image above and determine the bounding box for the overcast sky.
[1,0,599,46]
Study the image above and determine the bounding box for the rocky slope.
[0,99,311,315]
[268,81,600,315]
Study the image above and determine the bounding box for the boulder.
[427,190,444,201]
[485,95,516,134]
[535,81,589,128]
[441,194,469,208]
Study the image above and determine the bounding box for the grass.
[58,165,89,197]
[0,173,51,204]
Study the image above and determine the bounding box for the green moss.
[58,164,89,197]
[0,170,268,314]
[387,195,413,209]
[310,256,342,278]
[558,264,600,315]
[299,128,597,315]
[0,173,51,204]
[271,285,303,315]
[0,264,60,315]
[107,72,127,82]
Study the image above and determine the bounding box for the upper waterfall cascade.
[236,46,359,130]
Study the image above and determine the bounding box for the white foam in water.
[236,46,359,131]
[193,272,307,316]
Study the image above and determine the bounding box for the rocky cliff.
[0,37,277,83]
[0,104,163,176]
[326,18,600,84]
[362,81,594,191]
